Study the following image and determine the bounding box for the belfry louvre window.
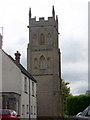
[34,58,38,69]
[33,34,37,46]
[40,33,45,45]
[47,33,52,45]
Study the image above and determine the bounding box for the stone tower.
[27,6,63,118]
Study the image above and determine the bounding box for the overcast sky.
[0,0,88,95]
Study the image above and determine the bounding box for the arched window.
[40,55,46,69]
[47,33,52,45]
[40,33,45,45]
[33,34,37,46]
[47,57,51,68]
[34,58,38,69]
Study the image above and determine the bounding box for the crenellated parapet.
[28,6,58,28]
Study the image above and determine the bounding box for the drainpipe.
[29,78,30,120]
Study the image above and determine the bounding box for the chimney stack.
[0,33,3,49]
[14,51,21,64]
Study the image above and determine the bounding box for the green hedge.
[66,95,90,115]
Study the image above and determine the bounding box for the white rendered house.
[0,49,37,119]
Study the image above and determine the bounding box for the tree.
[61,79,71,97]
[61,79,72,115]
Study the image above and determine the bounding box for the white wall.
[20,74,37,118]
[0,49,2,92]
[20,74,29,118]
[30,80,37,118]
[2,50,21,94]
[1,50,37,118]
[0,50,2,108]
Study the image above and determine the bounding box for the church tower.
[27,6,63,118]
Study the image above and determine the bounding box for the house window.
[22,105,25,115]
[34,106,36,115]
[24,77,27,93]
[26,105,29,114]
[31,105,33,115]
[32,82,34,96]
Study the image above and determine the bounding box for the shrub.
[66,95,90,115]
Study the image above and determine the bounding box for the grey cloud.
[21,57,27,69]
[61,37,88,95]
[62,70,88,83]
[62,65,88,95]
[61,38,88,63]
[72,84,88,95]
[88,73,90,90]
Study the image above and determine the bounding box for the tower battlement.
[29,16,56,26]
[29,6,58,27]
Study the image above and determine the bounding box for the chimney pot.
[14,51,21,64]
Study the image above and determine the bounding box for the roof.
[2,49,37,83]
[18,64,37,82]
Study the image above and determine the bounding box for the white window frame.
[32,82,34,96]
[22,105,25,115]
[24,77,27,93]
